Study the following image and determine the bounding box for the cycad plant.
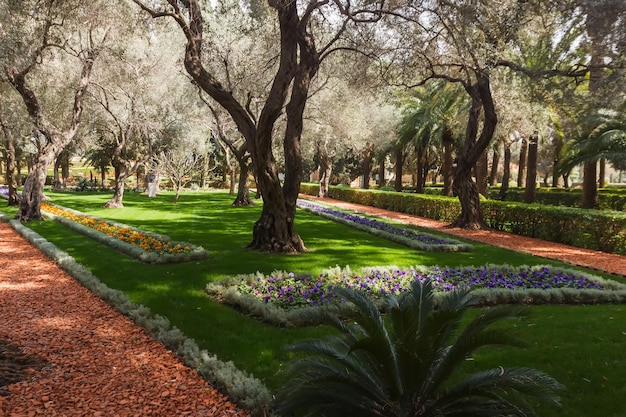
[274,280,564,417]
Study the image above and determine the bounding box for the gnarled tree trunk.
[233,160,253,206]
[104,164,128,208]
[450,75,497,230]
[317,139,333,198]
[8,47,98,221]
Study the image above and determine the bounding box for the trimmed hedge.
[300,183,626,255]
[496,187,626,211]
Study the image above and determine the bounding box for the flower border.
[297,199,474,252]
[41,202,209,264]
[207,264,626,327]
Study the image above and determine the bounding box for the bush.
[496,187,626,211]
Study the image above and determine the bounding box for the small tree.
[153,145,211,203]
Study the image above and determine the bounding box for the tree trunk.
[0,105,20,206]
[317,141,333,198]
[599,158,606,188]
[17,152,55,221]
[104,164,128,208]
[362,145,373,190]
[551,133,564,188]
[104,139,128,208]
[319,166,331,197]
[16,151,23,187]
[377,154,386,188]
[517,136,528,187]
[394,148,404,192]
[229,166,237,195]
[475,149,489,198]
[8,44,98,221]
[61,153,70,187]
[100,164,107,187]
[523,133,538,203]
[450,76,497,230]
[415,145,425,193]
[442,128,454,197]
[581,161,598,208]
[580,4,611,208]
[489,144,500,186]
[233,161,254,206]
[247,1,317,253]
[498,141,512,200]
[149,0,319,253]
[53,157,62,191]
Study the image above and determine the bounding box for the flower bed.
[297,199,473,252]
[41,202,209,264]
[207,265,626,327]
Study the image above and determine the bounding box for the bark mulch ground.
[0,221,249,417]
[1,198,625,416]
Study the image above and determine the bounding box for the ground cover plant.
[297,199,474,252]
[1,190,625,417]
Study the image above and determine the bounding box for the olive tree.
[0,0,108,221]
[130,0,386,253]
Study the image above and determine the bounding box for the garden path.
[0,221,249,417]
[301,195,626,278]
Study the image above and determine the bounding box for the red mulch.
[0,222,249,417]
[1,198,625,416]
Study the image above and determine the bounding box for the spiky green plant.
[274,279,564,417]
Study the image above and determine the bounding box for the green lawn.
[2,190,625,417]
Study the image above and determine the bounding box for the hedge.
[496,187,626,211]
[300,183,626,255]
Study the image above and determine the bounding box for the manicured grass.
[3,190,626,416]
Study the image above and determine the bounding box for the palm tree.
[274,280,564,417]
[396,82,467,196]
[559,115,626,175]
